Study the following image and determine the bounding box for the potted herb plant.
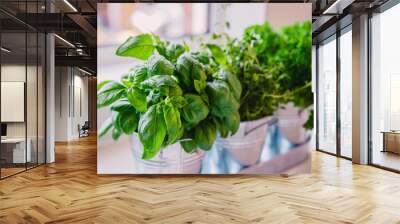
[98,34,241,173]
[204,24,282,166]
[270,22,313,144]
[205,22,312,165]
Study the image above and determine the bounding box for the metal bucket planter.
[275,103,309,144]
[216,116,275,166]
[130,135,204,174]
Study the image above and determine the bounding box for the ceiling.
[0,0,97,75]
[310,0,390,43]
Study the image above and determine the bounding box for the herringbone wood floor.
[1,135,400,224]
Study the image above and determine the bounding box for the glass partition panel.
[339,28,352,158]
[371,4,400,171]
[1,30,27,177]
[27,30,38,169]
[317,36,337,154]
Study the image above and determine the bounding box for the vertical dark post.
[316,44,320,150]
[25,0,28,171]
[336,25,341,157]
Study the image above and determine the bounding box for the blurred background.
[97,3,312,174]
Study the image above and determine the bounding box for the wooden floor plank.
[0,135,400,223]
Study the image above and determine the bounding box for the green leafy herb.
[97,81,125,108]
[116,34,156,60]
[127,87,147,112]
[138,104,167,159]
[194,120,217,151]
[206,21,313,129]
[99,33,241,160]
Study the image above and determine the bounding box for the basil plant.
[98,34,241,160]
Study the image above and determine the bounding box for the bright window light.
[54,34,75,48]
[1,47,11,53]
[63,0,78,12]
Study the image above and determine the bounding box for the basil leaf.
[175,53,206,90]
[175,54,193,89]
[181,94,209,129]
[97,81,125,108]
[166,43,186,62]
[118,109,139,134]
[146,90,162,105]
[166,96,186,108]
[180,139,197,153]
[206,44,227,66]
[214,117,229,138]
[129,65,148,87]
[206,80,239,118]
[224,110,241,135]
[111,99,132,112]
[97,80,111,91]
[180,131,197,153]
[147,54,175,76]
[112,127,122,140]
[138,104,166,160]
[116,34,155,60]
[163,103,183,144]
[194,120,216,151]
[141,75,182,97]
[215,69,242,101]
[194,79,206,94]
[127,87,147,113]
[98,117,113,138]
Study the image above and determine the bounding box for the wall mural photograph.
[97,3,313,174]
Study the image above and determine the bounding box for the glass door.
[0,1,47,179]
[317,35,337,154]
[339,26,352,158]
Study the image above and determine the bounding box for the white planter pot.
[275,103,309,144]
[216,116,274,166]
[130,135,204,174]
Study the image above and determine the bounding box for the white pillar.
[46,33,55,163]
[352,14,369,164]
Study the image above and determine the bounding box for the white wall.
[209,3,267,38]
[54,67,89,141]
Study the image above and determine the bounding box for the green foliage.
[115,34,156,60]
[194,119,217,151]
[98,33,241,160]
[206,21,313,129]
[97,81,126,108]
[206,80,239,118]
[181,94,209,129]
[138,104,167,160]
[126,87,147,112]
[146,54,175,76]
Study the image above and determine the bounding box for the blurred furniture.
[382,131,400,154]
[0,138,31,165]
[79,121,90,138]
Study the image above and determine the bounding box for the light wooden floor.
[1,135,400,224]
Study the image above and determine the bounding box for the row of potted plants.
[98,21,312,172]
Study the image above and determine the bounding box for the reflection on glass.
[38,33,46,165]
[0,1,47,179]
[318,37,337,154]
[1,31,27,177]
[27,31,38,169]
[371,4,400,171]
[340,29,352,158]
